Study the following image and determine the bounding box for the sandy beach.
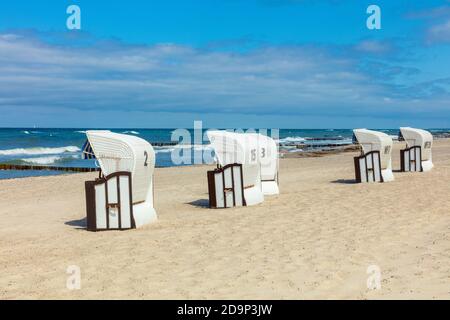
[0,139,449,300]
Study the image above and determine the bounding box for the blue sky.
[0,0,449,128]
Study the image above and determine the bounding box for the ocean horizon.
[1,127,449,179]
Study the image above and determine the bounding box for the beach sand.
[0,140,449,300]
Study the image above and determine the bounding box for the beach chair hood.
[399,127,433,162]
[353,129,393,170]
[84,131,155,203]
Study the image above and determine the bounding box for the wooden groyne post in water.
[0,164,100,173]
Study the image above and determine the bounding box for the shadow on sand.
[65,217,87,230]
[330,179,358,184]
[187,199,210,208]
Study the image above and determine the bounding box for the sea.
[0,128,448,179]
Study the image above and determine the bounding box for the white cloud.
[405,5,450,44]
[354,40,393,54]
[0,31,448,124]
[427,19,450,43]
[406,5,450,19]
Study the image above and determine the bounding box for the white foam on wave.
[122,131,140,135]
[75,130,86,134]
[389,135,399,141]
[310,139,352,145]
[155,149,173,154]
[23,130,30,134]
[193,145,213,152]
[20,154,79,165]
[277,136,307,144]
[288,148,304,153]
[0,146,80,156]
[21,156,63,165]
[154,144,213,154]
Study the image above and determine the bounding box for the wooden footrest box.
[85,171,135,231]
[400,146,422,172]
[207,164,245,208]
[354,151,383,183]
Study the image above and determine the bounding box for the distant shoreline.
[1,128,449,179]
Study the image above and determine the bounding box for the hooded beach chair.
[248,132,279,195]
[206,130,264,208]
[82,131,157,231]
[399,127,433,172]
[352,129,394,183]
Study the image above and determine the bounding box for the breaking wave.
[277,136,307,144]
[0,146,81,156]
